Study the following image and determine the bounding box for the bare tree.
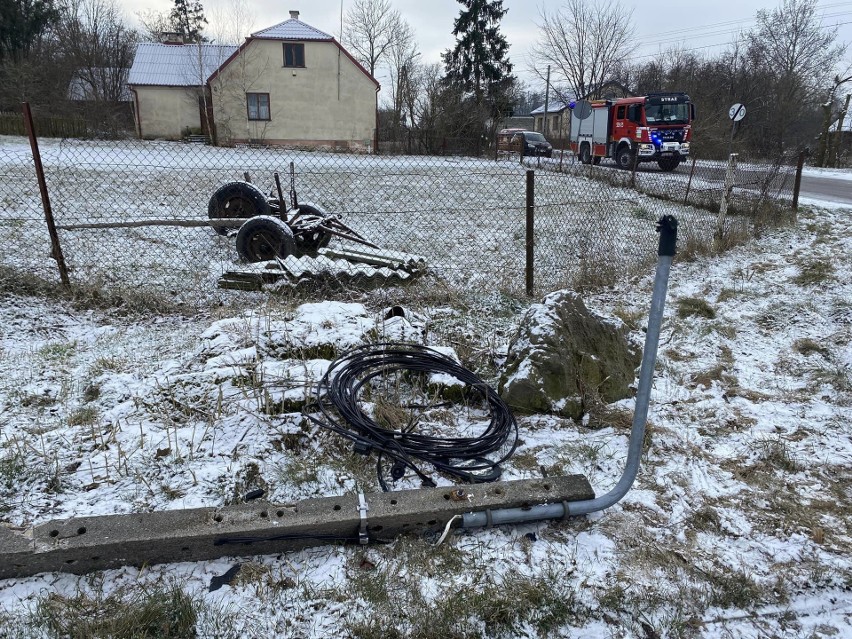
[344,0,404,77]
[744,0,847,152]
[207,0,255,46]
[136,8,176,42]
[386,19,418,136]
[529,0,635,101]
[58,0,137,103]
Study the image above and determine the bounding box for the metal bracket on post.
[357,492,369,545]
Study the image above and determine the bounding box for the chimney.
[289,10,299,20]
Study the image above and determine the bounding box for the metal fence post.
[683,156,697,205]
[714,153,738,249]
[525,170,534,297]
[630,147,639,188]
[792,150,806,215]
[22,102,70,289]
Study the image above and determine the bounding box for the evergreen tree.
[170,0,207,43]
[0,0,59,62]
[442,0,514,109]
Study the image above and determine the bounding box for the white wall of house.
[534,113,568,138]
[132,86,201,139]
[210,39,376,148]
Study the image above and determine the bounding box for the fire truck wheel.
[657,157,681,171]
[616,146,634,170]
[235,215,296,262]
[208,181,272,236]
[579,144,592,164]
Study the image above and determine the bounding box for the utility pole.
[543,65,551,137]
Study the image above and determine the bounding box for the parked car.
[497,129,553,158]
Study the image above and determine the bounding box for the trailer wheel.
[616,146,634,170]
[579,144,592,164]
[657,157,681,171]
[208,182,271,235]
[235,215,296,262]
[292,204,332,254]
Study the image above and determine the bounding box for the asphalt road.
[798,173,852,206]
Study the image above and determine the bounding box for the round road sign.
[573,100,592,120]
[729,103,746,122]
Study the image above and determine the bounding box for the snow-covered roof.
[128,43,238,87]
[531,100,573,116]
[829,110,852,133]
[251,18,332,41]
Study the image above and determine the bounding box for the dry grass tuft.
[677,297,716,319]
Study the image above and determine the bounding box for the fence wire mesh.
[0,122,799,308]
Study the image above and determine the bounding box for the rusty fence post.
[683,156,697,205]
[525,170,535,297]
[792,150,806,215]
[22,102,70,289]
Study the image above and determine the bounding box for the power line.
[635,10,852,50]
[631,0,852,43]
[631,20,852,61]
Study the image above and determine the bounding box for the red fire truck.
[569,92,695,171]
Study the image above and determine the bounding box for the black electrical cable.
[303,343,519,490]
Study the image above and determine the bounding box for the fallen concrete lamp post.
[0,217,676,580]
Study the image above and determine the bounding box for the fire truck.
[569,92,695,171]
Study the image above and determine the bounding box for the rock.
[499,291,640,418]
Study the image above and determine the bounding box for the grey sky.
[123,0,852,91]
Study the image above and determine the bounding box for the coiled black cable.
[304,343,518,490]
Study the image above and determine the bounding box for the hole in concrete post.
[77,527,87,535]
[49,530,59,538]
[494,488,504,495]
[333,504,341,511]
[443,494,450,500]
[181,546,190,552]
[260,510,268,518]
[91,556,100,561]
[213,515,223,523]
[65,559,76,565]
[390,500,397,505]
[427,520,437,526]
[276,510,284,517]
[371,525,383,532]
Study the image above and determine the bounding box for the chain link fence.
[0,114,800,309]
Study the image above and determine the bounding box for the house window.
[283,43,305,68]
[246,93,270,120]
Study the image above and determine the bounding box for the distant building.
[68,68,132,103]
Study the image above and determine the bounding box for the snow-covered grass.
[0,185,850,637]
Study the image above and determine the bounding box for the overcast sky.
[123,0,852,91]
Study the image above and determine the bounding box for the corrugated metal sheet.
[251,18,332,41]
[128,43,238,87]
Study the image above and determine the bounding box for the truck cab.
[625,93,693,171]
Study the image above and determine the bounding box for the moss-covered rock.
[499,291,640,418]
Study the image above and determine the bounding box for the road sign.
[729,103,746,122]
[573,100,592,120]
